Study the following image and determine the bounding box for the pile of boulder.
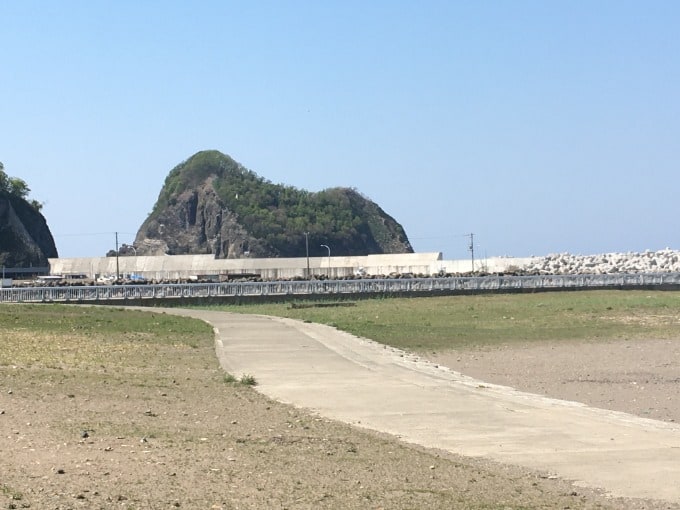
[522,249,680,275]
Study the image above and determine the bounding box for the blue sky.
[2,1,678,259]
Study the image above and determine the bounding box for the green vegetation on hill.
[149,150,411,257]
[0,162,42,211]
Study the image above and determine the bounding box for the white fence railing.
[2,272,680,304]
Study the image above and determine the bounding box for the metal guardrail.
[2,272,680,304]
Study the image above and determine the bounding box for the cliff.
[134,150,413,258]
[0,192,58,268]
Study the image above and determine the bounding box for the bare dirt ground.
[429,337,680,425]
[2,321,679,509]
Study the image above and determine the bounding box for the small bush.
[239,374,257,386]
[224,373,257,386]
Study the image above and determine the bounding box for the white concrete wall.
[50,250,680,280]
[55,253,602,280]
[48,252,445,280]
[436,256,540,274]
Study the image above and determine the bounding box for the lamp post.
[304,232,310,278]
[320,244,330,276]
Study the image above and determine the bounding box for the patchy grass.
[223,373,238,383]
[0,304,212,368]
[205,290,680,351]
[0,484,23,501]
[222,372,257,386]
[239,374,257,386]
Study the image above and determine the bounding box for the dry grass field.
[1,297,678,509]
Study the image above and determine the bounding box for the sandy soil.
[429,337,680,424]
[2,324,679,509]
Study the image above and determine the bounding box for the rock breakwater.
[522,249,680,275]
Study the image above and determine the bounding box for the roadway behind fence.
[2,272,680,306]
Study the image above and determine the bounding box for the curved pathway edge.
[153,308,680,505]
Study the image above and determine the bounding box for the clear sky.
[2,1,678,260]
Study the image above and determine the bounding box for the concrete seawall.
[48,249,680,281]
[49,252,445,280]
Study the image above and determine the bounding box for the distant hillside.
[134,150,413,258]
[0,163,57,267]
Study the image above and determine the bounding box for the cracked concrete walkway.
[162,308,680,504]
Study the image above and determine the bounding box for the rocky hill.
[134,151,413,258]
[0,169,57,268]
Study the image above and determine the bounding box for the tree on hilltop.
[0,161,43,211]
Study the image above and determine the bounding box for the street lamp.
[320,244,331,275]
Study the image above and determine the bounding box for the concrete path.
[163,309,680,504]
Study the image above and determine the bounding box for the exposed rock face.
[135,178,265,258]
[0,193,58,267]
[135,150,413,258]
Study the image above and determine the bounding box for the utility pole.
[115,231,120,281]
[304,232,310,278]
[468,233,475,273]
